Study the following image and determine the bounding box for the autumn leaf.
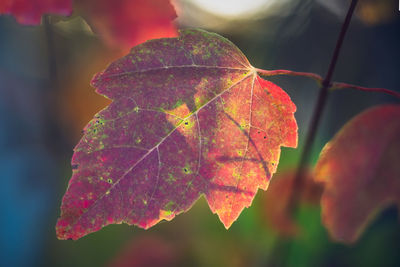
[76,0,178,50]
[56,29,297,240]
[260,169,322,237]
[0,0,72,25]
[314,105,400,243]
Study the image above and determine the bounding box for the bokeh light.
[189,0,281,18]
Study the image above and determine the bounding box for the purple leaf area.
[56,29,297,240]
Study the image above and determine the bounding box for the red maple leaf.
[56,29,297,240]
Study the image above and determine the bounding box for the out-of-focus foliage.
[0,0,178,51]
[315,105,400,243]
[0,0,72,25]
[76,0,178,50]
[260,169,322,236]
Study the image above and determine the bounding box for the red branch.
[255,68,323,84]
[256,68,400,99]
[332,82,400,99]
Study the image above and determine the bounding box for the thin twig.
[264,2,359,265]
[257,68,400,99]
[332,82,400,98]
[288,0,359,221]
[256,68,323,84]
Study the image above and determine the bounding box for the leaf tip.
[222,220,234,230]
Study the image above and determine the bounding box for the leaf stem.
[289,0,359,216]
[332,82,400,98]
[255,68,323,84]
[256,68,400,99]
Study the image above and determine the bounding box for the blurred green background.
[0,0,399,266]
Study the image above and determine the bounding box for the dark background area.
[0,0,399,266]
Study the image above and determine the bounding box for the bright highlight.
[190,0,278,17]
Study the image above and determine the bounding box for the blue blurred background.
[0,0,399,266]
